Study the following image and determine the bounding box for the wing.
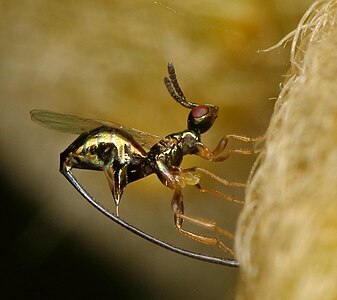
[30,109,103,134]
[30,109,161,150]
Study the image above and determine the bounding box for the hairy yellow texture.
[236,1,337,299]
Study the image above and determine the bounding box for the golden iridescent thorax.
[148,130,199,168]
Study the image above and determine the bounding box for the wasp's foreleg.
[196,135,264,162]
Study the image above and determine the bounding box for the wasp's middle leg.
[171,189,235,256]
[181,167,245,204]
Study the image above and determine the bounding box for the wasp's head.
[164,62,219,133]
[187,104,218,133]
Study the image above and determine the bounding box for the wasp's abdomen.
[61,127,147,171]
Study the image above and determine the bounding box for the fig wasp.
[31,63,260,267]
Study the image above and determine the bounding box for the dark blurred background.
[0,1,312,299]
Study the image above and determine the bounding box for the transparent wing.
[30,109,161,150]
[30,109,103,134]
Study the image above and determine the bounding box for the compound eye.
[191,105,209,119]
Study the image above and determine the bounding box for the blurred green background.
[0,1,312,299]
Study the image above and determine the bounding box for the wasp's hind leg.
[171,189,235,256]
